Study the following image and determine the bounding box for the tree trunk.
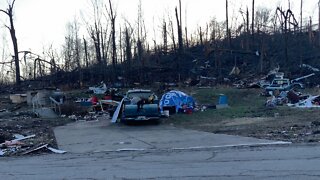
[108,0,117,69]
[119,27,123,63]
[0,0,20,85]
[170,20,176,51]
[185,26,189,48]
[199,27,203,46]
[252,0,255,43]
[10,15,20,85]
[226,0,231,47]
[163,20,168,54]
[284,14,289,67]
[259,38,265,73]
[74,22,80,69]
[92,23,102,64]
[83,37,89,67]
[175,6,183,54]
[125,27,132,63]
[100,26,106,63]
[246,7,250,50]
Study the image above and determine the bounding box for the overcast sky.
[0,0,319,57]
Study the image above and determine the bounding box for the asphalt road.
[1,144,320,179]
[1,119,320,179]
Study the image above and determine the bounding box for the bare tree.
[209,17,224,43]
[43,44,59,76]
[63,22,74,71]
[106,0,117,69]
[32,55,59,80]
[252,0,255,43]
[226,0,230,47]
[83,36,89,67]
[74,19,81,70]
[84,0,106,64]
[0,32,10,83]
[162,19,168,54]
[175,0,183,54]
[124,25,133,63]
[184,7,189,48]
[255,8,271,34]
[63,18,83,71]
[137,0,146,67]
[168,17,176,51]
[276,7,298,67]
[198,26,203,46]
[0,0,20,85]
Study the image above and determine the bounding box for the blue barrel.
[218,95,228,105]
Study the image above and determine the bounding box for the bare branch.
[11,0,16,8]
[4,24,10,30]
[0,60,14,65]
[0,0,15,16]
[0,9,9,16]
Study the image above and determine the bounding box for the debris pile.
[0,89,71,157]
[0,133,66,156]
[289,95,320,108]
[265,89,320,108]
[67,112,110,122]
[88,82,108,94]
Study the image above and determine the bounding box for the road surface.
[1,144,320,179]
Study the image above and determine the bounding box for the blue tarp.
[159,90,195,113]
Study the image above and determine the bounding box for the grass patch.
[166,87,320,125]
[163,87,320,143]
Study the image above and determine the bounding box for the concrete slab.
[35,107,58,118]
[54,119,290,153]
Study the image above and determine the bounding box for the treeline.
[1,0,320,88]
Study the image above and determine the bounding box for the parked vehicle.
[265,78,304,92]
[121,89,161,122]
[264,73,315,94]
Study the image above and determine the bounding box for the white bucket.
[10,94,27,104]
[163,110,170,117]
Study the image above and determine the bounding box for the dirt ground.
[0,110,73,156]
[0,97,74,156]
[164,109,320,143]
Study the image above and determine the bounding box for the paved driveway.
[54,118,289,153]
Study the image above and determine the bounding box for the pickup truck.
[121,89,161,123]
[265,78,304,92]
[264,73,315,93]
